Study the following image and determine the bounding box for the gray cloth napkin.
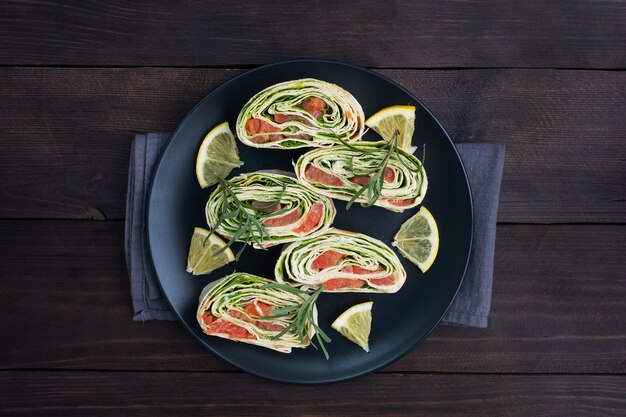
[440,143,505,327]
[125,133,177,321]
[125,133,505,327]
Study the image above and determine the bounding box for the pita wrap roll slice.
[197,272,319,353]
[276,229,407,293]
[237,78,365,149]
[294,142,427,212]
[206,170,336,248]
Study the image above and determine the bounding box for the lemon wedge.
[365,105,416,152]
[331,301,373,352]
[392,206,439,273]
[196,122,243,188]
[186,227,235,275]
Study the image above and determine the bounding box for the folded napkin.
[125,133,505,327]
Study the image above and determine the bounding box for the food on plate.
[365,105,417,153]
[275,229,407,293]
[294,141,428,212]
[392,206,440,273]
[205,170,336,249]
[236,78,365,149]
[195,122,244,188]
[186,227,235,275]
[331,301,373,352]
[197,273,328,354]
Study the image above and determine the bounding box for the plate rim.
[145,58,474,384]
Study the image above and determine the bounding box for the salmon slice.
[341,265,377,274]
[369,275,396,286]
[251,200,281,213]
[244,301,273,317]
[202,312,255,339]
[349,168,394,186]
[341,265,396,285]
[323,278,365,291]
[311,250,345,271]
[245,118,283,143]
[383,197,415,207]
[255,320,284,331]
[301,97,326,118]
[305,165,344,186]
[292,202,324,234]
[384,168,395,183]
[263,207,301,227]
[201,311,215,326]
[243,302,284,331]
[274,113,313,139]
[349,175,371,186]
[274,113,307,124]
[210,320,255,339]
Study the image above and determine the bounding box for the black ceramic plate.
[146,60,472,384]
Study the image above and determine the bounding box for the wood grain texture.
[0,68,624,222]
[0,1,624,68]
[0,371,624,417]
[1,221,624,374]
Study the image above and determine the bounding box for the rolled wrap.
[197,273,317,353]
[294,142,428,212]
[275,229,407,293]
[236,78,365,149]
[206,170,336,248]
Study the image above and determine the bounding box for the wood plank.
[0,221,624,374]
[0,68,624,222]
[0,371,624,417]
[0,1,624,68]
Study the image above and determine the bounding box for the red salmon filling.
[337,265,397,288]
[292,202,324,234]
[384,168,396,183]
[323,278,365,291]
[383,198,415,207]
[369,275,397,286]
[248,115,313,142]
[201,299,285,337]
[238,301,284,332]
[301,97,326,118]
[341,265,376,274]
[251,200,281,213]
[274,113,308,124]
[311,250,346,271]
[305,165,344,186]
[244,301,274,317]
[311,251,396,289]
[273,113,313,140]
[348,168,395,186]
[263,207,302,227]
[201,312,255,339]
[349,175,371,186]
[245,118,283,143]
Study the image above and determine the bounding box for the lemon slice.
[196,122,244,188]
[392,206,439,273]
[331,301,373,352]
[186,227,235,275]
[365,105,416,152]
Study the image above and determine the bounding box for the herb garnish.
[258,284,331,360]
[337,130,426,209]
[205,176,286,260]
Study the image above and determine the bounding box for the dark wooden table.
[1,2,625,416]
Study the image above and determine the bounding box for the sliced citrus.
[186,227,235,275]
[365,105,416,152]
[331,301,373,352]
[196,122,243,188]
[392,206,439,273]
